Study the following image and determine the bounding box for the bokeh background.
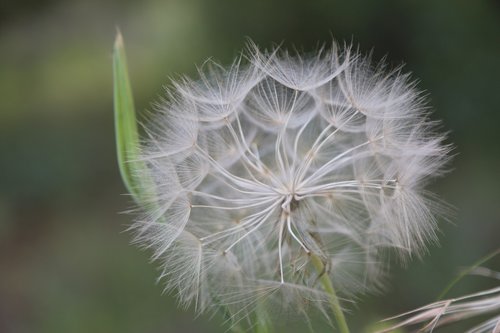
[1,0,499,332]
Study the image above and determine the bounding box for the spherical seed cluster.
[132,42,450,321]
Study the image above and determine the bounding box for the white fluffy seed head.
[131,41,452,324]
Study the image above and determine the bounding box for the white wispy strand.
[378,284,500,333]
[130,41,451,323]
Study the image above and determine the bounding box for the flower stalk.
[310,253,350,333]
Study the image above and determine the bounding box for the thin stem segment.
[310,253,350,333]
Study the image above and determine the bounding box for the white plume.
[130,41,452,324]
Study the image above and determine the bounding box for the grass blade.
[113,30,144,204]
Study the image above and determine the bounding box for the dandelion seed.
[130,41,451,324]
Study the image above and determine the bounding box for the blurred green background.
[1,0,499,332]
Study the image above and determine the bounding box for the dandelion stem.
[310,253,350,333]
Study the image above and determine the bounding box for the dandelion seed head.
[131,41,451,323]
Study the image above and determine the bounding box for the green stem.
[310,254,350,333]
